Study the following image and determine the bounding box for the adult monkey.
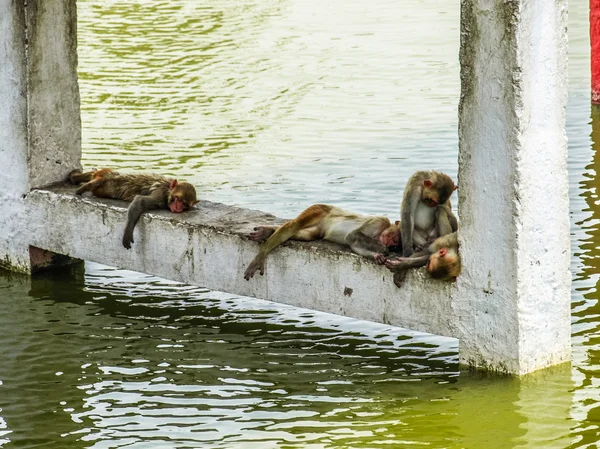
[401,170,458,257]
[385,231,461,287]
[68,168,199,249]
[243,204,400,280]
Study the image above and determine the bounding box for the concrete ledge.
[25,185,458,339]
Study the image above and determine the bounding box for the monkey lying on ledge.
[68,168,199,249]
[385,232,461,287]
[244,204,400,280]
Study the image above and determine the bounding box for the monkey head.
[421,172,458,207]
[379,221,401,248]
[168,180,199,213]
[426,247,461,281]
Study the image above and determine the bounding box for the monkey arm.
[345,228,388,261]
[435,204,456,237]
[400,192,420,257]
[386,253,430,288]
[385,253,430,270]
[122,193,165,249]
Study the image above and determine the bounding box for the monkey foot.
[244,259,265,280]
[249,226,275,242]
[393,270,407,288]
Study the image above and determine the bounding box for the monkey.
[400,170,458,257]
[68,168,199,249]
[385,231,461,287]
[243,204,401,280]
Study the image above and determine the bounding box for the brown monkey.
[400,170,458,257]
[68,168,199,249]
[244,204,400,280]
[385,231,461,287]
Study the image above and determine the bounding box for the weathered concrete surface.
[25,186,458,338]
[26,0,81,189]
[0,0,81,271]
[0,0,30,271]
[456,0,570,373]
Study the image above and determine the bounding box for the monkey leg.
[244,206,327,280]
[244,221,303,280]
[69,168,112,185]
[122,193,165,249]
[75,179,103,196]
[68,170,90,185]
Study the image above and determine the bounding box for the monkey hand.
[385,258,409,271]
[122,232,134,249]
[244,257,265,280]
[373,253,387,265]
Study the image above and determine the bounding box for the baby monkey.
[244,204,400,280]
[385,231,461,287]
[68,168,199,249]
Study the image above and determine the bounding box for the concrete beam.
[25,186,458,338]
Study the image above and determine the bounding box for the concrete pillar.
[456,0,570,373]
[592,0,600,104]
[0,0,81,272]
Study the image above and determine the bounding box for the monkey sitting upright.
[400,170,458,257]
[243,204,400,280]
[385,231,461,287]
[68,168,199,249]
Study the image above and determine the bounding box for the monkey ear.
[395,220,400,226]
[193,200,200,206]
[453,185,458,191]
[424,180,433,188]
[439,248,448,257]
[169,179,179,190]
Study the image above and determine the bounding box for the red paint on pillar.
[592,0,600,103]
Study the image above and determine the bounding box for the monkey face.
[422,174,457,207]
[379,226,400,248]
[168,181,199,213]
[422,180,440,207]
[426,247,461,281]
[169,196,187,213]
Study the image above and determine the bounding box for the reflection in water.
[0,265,575,448]
[569,106,600,449]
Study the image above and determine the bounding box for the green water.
[0,0,598,447]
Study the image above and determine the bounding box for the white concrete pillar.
[0,0,81,272]
[455,0,570,373]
